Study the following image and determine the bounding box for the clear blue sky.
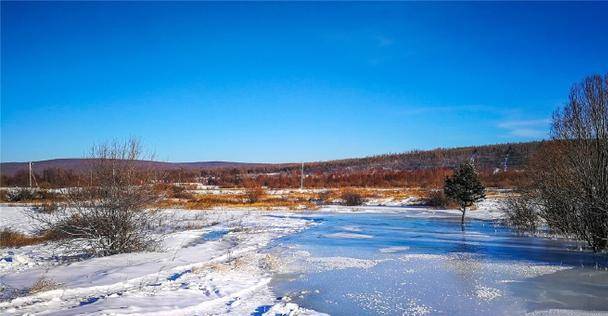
[1,2,607,163]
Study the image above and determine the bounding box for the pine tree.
[444,161,486,225]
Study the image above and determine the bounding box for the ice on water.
[268,212,608,315]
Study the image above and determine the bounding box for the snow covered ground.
[318,200,505,221]
[1,198,606,315]
[0,206,321,315]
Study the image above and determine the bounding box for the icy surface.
[268,211,608,316]
[2,203,608,315]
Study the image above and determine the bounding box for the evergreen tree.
[444,161,486,225]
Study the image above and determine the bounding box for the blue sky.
[1,2,607,163]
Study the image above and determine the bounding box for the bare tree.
[505,73,608,251]
[30,139,165,256]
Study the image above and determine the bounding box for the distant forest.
[1,141,540,188]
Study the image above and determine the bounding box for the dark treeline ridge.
[1,141,539,189]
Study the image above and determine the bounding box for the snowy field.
[1,200,607,315]
[0,206,320,315]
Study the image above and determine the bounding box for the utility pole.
[300,162,304,190]
[29,162,33,187]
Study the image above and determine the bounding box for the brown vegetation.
[2,142,536,190]
[244,186,265,204]
[0,188,62,203]
[29,277,58,294]
[340,191,364,206]
[31,139,165,256]
[423,190,457,209]
[0,229,63,248]
[504,73,608,251]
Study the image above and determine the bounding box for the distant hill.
[0,141,541,177]
[0,159,273,177]
[297,141,541,173]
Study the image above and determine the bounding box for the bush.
[245,187,265,204]
[1,188,60,203]
[502,194,539,232]
[316,190,331,204]
[32,202,60,214]
[29,139,164,256]
[424,190,455,209]
[505,74,608,252]
[4,188,36,202]
[341,191,363,206]
[29,277,58,294]
[0,189,8,202]
[164,184,195,200]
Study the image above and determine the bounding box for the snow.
[2,198,605,315]
[0,206,317,315]
[363,196,421,207]
[306,256,383,271]
[317,202,505,221]
[378,246,410,253]
[322,232,374,239]
[475,285,503,301]
[0,206,43,234]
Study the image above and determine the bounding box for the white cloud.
[497,118,550,139]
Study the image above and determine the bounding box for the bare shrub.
[505,74,608,251]
[29,139,165,256]
[1,188,60,203]
[502,193,539,232]
[0,189,8,202]
[157,183,194,200]
[341,191,363,206]
[29,277,58,294]
[424,190,456,209]
[316,190,331,204]
[5,188,36,202]
[32,202,60,214]
[245,187,265,204]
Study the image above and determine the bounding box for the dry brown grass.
[314,187,426,202]
[0,229,63,248]
[154,187,434,210]
[157,191,318,210]
[29,277,58,294]
[244,187,265,204]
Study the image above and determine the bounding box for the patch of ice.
[307,256,383,271]
[339,225,362,232]
[323,232,373,239]
[379,246,410,253]
[406,298,433,315]
[526,310,608,315]
[474,285,502,301]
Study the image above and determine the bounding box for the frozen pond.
[267,210,608,315]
